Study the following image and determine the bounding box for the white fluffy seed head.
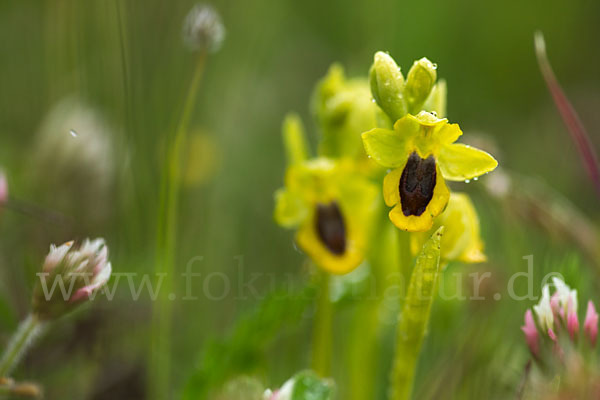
[182,4,225,53]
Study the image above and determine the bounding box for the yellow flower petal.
[296,206,365,275]
[438,143,498,181]
[389,204,435,232]
[382,167,403,207]
[282,113,309,166]
[410,192,487,263]
[411,111,447,127]
[274,188,308,228]
[362,128,408,168]
[434,122,462,145]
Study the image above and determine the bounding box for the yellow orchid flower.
[362,111,497,232]
[312,64,384,160]
[410,192,486,263]
[274,158,378,274]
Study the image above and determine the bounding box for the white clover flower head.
[534,285,554,333]
[182,4,225,53]
[552,276,578,315]
[33,238,112,320]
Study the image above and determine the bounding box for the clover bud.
[0,169,7,207]
[369,51,407,122]
[32,238,112,320]
[567,306,579,340]
[404,57,437,114]
[182,4,225,53]
[533,285,554,333]
[521,309,540,357]
[584,301,598,346]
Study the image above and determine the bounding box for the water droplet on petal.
[473,177,479,181]
[69,129,78,137]
[465,179,471,183]
[432,63,438,69]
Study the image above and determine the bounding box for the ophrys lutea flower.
[275,158,378,274]
[362,111,498,231]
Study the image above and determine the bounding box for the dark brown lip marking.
[315,201,346,255]
[399,152,437,217]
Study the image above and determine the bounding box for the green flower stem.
[347,300,380,400]
[397,230,413,291]
[0,314,45,378]
[150,50,207,400]
[312,270,333,376]
[347,211,401,400]
[389,227,443,400]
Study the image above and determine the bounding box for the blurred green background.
[0,0,599,398]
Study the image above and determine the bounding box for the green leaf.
[215,376,266,400]
[291,371,335,400]
[182,285,316,400]
[389,227,443,400]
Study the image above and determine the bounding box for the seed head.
[182,4,225,53]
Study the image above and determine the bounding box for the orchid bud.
[0,169,7,206]
[369,51,407,122]
[182,4,225,53]
[32,238,112,320]
[521,309,540,357]
[584,301,598,346]
[404,57,437,114]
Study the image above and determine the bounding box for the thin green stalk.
[347,300,379,400]
[0,314,45,378]
[397,230,413,291]
[389,227,443,400]
[312,270,333,376]
[150,51,207,400]
[347,209,400,400]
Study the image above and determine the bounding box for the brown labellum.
[399,152,436,216]
[315,202,346,255]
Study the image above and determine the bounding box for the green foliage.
[182,285,316,400]
[291,370,335,400]
[390,227,443,400]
